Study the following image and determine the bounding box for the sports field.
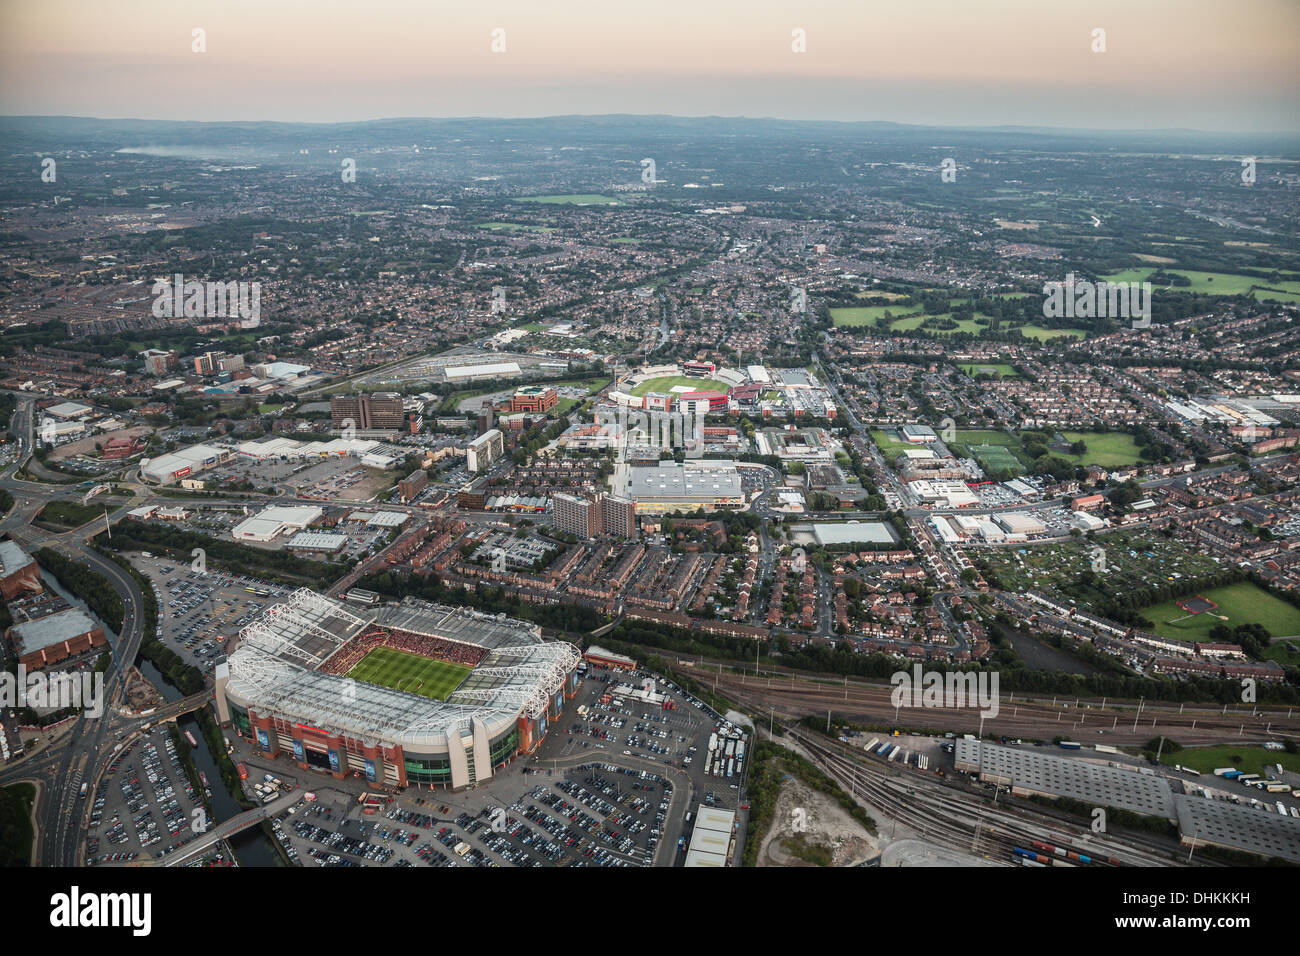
[1103,268,1300,304]
[518,194,620,205]
[346,647,471,700]
[959,363,1019,378]
[475,222,557,233]
[970,444,1022,473]
[1141,581,1300,643]
[1060,431,1146,468]
[629,375,726,396]
[830,305,907,327]
[1015,324,1086,342]
[869,428,917,458]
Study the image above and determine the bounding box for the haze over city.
[2,0,1298,130]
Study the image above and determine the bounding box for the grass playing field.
[959,363,1019,378]
[518,194,620,205]
[346,647,471,700]
[1060,431,1147,468]
[629,375,726,396]
[1141,581,1300,643]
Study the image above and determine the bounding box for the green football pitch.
[346,647,471,700]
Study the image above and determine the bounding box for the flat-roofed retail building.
[8,608,107,670]
[613,460,745,514]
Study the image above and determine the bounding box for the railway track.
[710,669,1300,748]
[783,727,1202,868]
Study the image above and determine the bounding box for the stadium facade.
[216,590,580,790]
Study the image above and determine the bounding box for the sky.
[2,0,1297,132]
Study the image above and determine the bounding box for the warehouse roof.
[10,608,101,656]
[1173,793,1300,863]
[955,739,1175,818]
[0,540,34,577]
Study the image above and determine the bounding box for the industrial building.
[8,608,107,670]
[217,591,580,790]
[0,541,42,602]
[955,739,1175,818]
[811,521,897,548]
[140,443,233,485]
[285,531,348,554]
[231,505,324,543]
[613,460,746,514]
[907,479,979,508]
[994,512,1047,537]
[684,804,737,866]
[1173,793,1300,864]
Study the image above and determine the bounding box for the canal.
[176,714,280,867]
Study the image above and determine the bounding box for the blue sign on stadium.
[256,728,269,750]
[365,759,376,782]
[293,739,304,761]
[328,750,340,772]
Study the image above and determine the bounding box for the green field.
[1014,324,1087,342]
[1159,746,1300,777]
[887,312,992,335]
[959,363,1019,378]
[970,444,1022,473]
[869,429,919,458]
[629,375,726,397]
[1060,431,1146,468]
[832,304,1085,341]
[1103,268,1300,303]
[830,305,908,327]
[1141,581,1300,643]
[948,430,1024,461]
[475,222,557,233]
[518,194,620,205]
[346,647,471,700]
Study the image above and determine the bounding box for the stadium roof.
[226,591,578,747]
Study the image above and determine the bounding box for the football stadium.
[216,590,580,790]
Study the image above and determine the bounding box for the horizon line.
[3,112,1299,140]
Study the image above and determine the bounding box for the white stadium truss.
[226,589,580,747]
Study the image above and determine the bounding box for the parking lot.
[266,762,676,868]
[132,553,286,674]
[87,727,207,865]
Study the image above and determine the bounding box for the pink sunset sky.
[2,0,1297,130]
